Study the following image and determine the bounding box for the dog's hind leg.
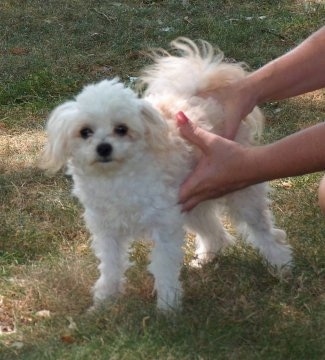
[185,200,235,266]
[225,183,292,270]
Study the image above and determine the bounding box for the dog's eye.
[114,124,128,137]
[80,127,93,139]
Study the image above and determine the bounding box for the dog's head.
[41,78,169,174]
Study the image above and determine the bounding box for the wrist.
[241,60,279,107]
[240,145,267,186]
[236,76,260,118]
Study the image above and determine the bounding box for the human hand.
[176,111,252,211]
[199,81,255,140]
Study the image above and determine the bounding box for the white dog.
[41,38,292,311]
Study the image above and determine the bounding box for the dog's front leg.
[148,227,185,311]
[91,233,130,308]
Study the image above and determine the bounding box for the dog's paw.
[190,252,216,268]
[87,293,121,314]
[264,229,293,271]
[156,285,183,312]
[86,303,102,314]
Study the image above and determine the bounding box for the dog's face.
[41,79,168,174]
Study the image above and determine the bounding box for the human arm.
[177,112,325,211]
[210,26,325,139]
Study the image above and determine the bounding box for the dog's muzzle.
[96,143,113,162]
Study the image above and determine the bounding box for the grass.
[1,0,325,359]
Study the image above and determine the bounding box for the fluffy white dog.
[41,38,292,311]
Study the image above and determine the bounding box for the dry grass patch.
[0,130,46,174]
[0,253,96,348]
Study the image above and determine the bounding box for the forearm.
[246,122,325,184]
[203,27,325,139]
[244,26,325,106]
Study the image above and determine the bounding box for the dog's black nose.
[97,143,113,158]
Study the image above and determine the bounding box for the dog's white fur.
[41,38,292,311]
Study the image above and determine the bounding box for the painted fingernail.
[176,111,189,125]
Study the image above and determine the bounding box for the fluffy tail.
[139,37,248,97]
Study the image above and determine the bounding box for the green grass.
[1,1,325,359]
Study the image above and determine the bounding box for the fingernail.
[176,111,189,125]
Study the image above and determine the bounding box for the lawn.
[1,1,325,359]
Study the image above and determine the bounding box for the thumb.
[176,111,215,154]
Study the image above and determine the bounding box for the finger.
[181,189,220,212]
[179,180,198,205]
[176,111,216,154]
[222,120,240,140]
[175,111,190,125]
[179,163,207,204]
[181,195,204,212]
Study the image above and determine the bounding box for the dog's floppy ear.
[40,101,79,173]
[140,100,169,151]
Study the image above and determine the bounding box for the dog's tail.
[139,37,264,141]
[139,37,247,97]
